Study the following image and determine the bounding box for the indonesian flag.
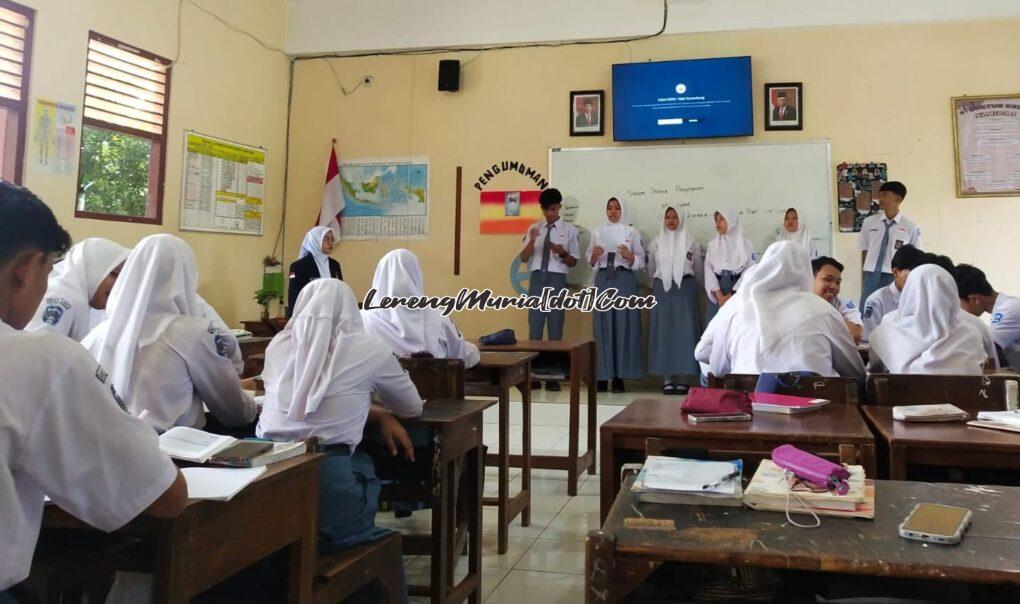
[316,142,345,237]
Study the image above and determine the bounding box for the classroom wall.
[21,0,290,326]
[285,17,1020,341]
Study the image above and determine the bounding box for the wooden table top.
[606,476,1020,585]
[862,405,1020,451]
[412,398,496,426]
[473,351,539,368]
[602,398,874,444]
[475,339,593,352]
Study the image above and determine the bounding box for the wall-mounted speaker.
[438,59,460,92]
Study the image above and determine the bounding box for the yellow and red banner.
[480,190,542,234]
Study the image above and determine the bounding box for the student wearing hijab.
[257,279,422,598]
[695,241,865,379]
[363,249,479,367]
[25,237,129,341]
[195,294,244,374]
[83,234,257,433]
[646,205,702,394]
[954,264,1018,369]
[703,209,756,323]
[811,257,863,344]
[774,207,818,259]
[586,197,645,392]
[0,183,186,599]
[869,264,987,375]
[287,226,342,318]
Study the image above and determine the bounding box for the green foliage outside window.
[77,125,153,217]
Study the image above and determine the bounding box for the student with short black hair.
[811,256,863,343]
[862,244,925,340]
[519,188,579,391]
[0,183,186,598]
[955,263,1020,369]
[858,181,921,305]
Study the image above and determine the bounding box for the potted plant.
[254,288,283,321]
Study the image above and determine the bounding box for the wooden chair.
[312,532,404,604]
[867,373,1020,413]
[707,373,863,405]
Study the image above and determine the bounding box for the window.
[0,1,34,184]
[76,32,170,223]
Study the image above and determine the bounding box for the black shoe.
[545,381,561,392]
[530,380,541,390]
[672,384,689,395]
[611,378,625,393]
[596,380,608,392]
[662,384,676,395]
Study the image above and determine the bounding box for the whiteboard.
[549,140,832,285]
[180,131,266,236]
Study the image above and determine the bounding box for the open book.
[158,426,306,466]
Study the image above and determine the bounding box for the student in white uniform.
[0,183,186,600]
[859,181,921,306]
[83,234,257,433]
[586,197,645,392]
[519,188,579,391]
[811,256,863,344]
[703,209,756,324]
[362,248,479,368]
[196,294,244,374]
[869,264,987,375]
[695,241,865,379]
[25,237,129,341]
[646,205,702,394]
[862,244,925,340]
[774,207,818,259]
[257,279,422,601]
[955,263,1020,369]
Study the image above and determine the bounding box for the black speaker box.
[438,59,460,92]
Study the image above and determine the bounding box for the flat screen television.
[612,56,753,141]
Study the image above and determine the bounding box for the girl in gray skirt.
[647,205,703,394]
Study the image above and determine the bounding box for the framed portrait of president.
[570,90,604,136]
[765,82,803,131]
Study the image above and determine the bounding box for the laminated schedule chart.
[181,131,266,235]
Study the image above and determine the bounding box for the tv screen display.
[612,56,753,141]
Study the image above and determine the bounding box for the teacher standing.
[288,226,343,317]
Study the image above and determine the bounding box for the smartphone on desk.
[899,503,972,545]
[687,412,752,424]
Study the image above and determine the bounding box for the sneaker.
[596,380,608,392]
[662,384,676,395]
[611,378,625,393]
[545,381,561,392]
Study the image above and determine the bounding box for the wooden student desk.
[37,453,323,604]
[476,339,597,496]
[238,336,272,378]
[599,398,877,522]
[588,475,1020,603]
[464,351,536,555]
[861,405,1020,480]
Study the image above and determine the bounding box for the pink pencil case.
[772,444,851,495]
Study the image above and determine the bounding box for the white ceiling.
[286,0,1020,56]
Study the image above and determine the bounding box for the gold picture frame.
[951,93,1020,198]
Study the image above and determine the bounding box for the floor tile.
[404,557,511,601]
[484,569,584,604]
[514,538,587,575]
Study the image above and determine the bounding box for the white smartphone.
[898,503,972,545]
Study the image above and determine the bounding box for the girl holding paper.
[704,209,756,324]
[587,197,645,392]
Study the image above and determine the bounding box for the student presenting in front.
[695,240,865,379]
[859,181,921,305]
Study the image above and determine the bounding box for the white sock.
[664,377,673,386]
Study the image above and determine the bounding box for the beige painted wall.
[21,0,290,326]
[286,18,1020,340]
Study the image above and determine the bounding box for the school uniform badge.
[863,305,874,318]
[993,312,1004,325]
[95,366,108,384]
[41,304,64,326]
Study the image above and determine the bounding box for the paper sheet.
[643,456,740,495]
[181,466,267,501]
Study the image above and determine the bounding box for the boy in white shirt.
[859,181,922,306]
[811,256,863,344]
[862,244,925,340]
[0,183,186,598]
[955,263,1020,369]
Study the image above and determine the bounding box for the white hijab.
[739,240,832,354]
[707,210,751,271]
[264,279,392,420]
[594,197,633,250]
[362,249,446,357]
[85,235,201,400]
[654,205,690,291]
[41,238,129,340]
[869,264,986,375]
[300,226,332,279]
[775,208,812,249]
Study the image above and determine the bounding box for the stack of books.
[743,460,874,519]
[968,409,1020,434]
[749,392,829,414]
[631,456,744,507]
[892,404,968,422]
[159,426,307,467]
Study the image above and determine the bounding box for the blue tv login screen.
[612,56,753,141]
